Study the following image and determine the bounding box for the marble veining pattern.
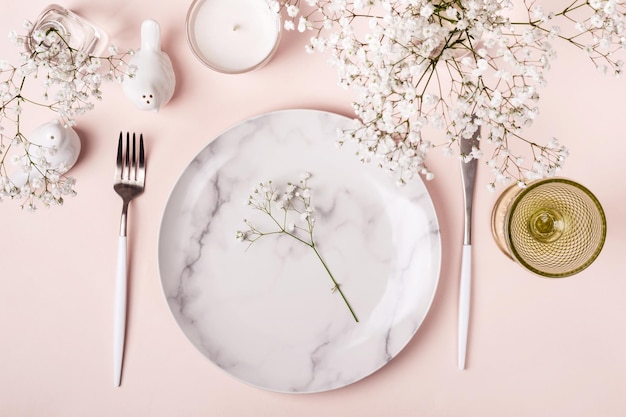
[158,109,441,393]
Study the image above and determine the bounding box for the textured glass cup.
[26,4,108,55]
[491,178,606,278]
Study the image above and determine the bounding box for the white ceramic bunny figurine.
[122,19,176,111]
[28,120,81,172]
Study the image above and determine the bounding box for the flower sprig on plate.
[236,172,359,323]
[272,0,624,189]
[0,20,134,210]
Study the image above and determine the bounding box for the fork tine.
[124,132,131,180]
[115,132,123,179]
[137,134,145,184]
[128,132,137,181]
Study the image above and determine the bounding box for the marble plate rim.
[157,108,442,393]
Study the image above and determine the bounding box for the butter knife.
[458,125,480,370]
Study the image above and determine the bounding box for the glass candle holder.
[186,0,281,73]
[491,178,606,278]
[26,4,108,56]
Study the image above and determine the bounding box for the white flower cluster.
[236,172,359,322]
[0,20,134,210]
[236,172,315,244]
[271,0,625,188]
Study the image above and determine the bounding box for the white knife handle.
[458,244,472,370]
[114,235,127,386]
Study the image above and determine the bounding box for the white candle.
[186,0,281,73]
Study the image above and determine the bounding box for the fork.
[113,132,146,386]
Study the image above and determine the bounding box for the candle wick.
[232,24,239,32]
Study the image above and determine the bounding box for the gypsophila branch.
[0,19,135,210]
[236,172,359,323]
[271,0,623,190]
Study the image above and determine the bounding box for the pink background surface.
[1,0,625,416]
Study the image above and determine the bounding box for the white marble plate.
[158,109,441,393]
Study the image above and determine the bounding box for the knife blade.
[458,123,480,370]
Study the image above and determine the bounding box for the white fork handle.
[114,235,127,386]
[458,244,471,370]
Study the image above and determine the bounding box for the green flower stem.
[241,178,359,323]
[251,211,359,323]
[311,243,359,323]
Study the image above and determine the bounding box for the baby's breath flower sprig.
[520,0,626,75]
[271,0,623,189]
[236,172,359,323]
[0,20,135,210]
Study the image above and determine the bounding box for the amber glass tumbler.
[491,178,606,278]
